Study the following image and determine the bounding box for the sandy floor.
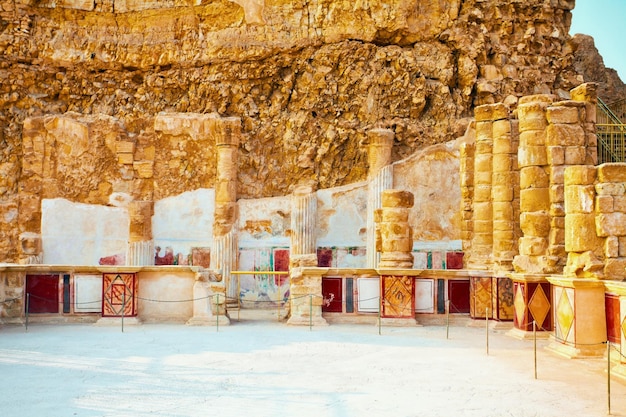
[1,313,625,417]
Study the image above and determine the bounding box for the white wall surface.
[42,198,129,265]
[152,188,215,258]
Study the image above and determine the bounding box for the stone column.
[469,105,495,269]
[491,104,518,271]
[127,201,154,266]
[365,128,394,268]
[210,117,241,305]
[570,83,598,166]
[290,185,317,259]
[287,186,327,326]
[459,139,475,259]
[513,95,555,274]
[563,166,602,277]
[377,189,414,268]
[593,163,626,280]
[375,189,417,325]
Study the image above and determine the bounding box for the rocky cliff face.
[0,0,620,262]
[570,33,626,106]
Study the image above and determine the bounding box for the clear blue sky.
[570,0,626,81]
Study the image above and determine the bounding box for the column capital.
[213,117,242,147]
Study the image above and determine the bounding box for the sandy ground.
[1,312,626,417]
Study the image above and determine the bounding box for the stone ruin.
[1,0,626,371]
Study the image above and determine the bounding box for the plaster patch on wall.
[238,195,290,247]
[394,140,461,242]
[317,182,367,247]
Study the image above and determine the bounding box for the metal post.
[237,275,241,322]
[378,296,382,336]
[25,293,30,332]
[309,295,312,331]
[606,340,611,415]
[533,320,537,379]
[216,293,220,332]
[485,307,489,355]
[121,291,125,333]
[446,300,450,340]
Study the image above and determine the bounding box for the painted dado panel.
[137,270,194,322]
[74,274,102,313]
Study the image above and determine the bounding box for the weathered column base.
[186,277,211,325]
[287,266,328,327]
[545,341,606,359]
[508,274,553,340]
[205,283,231,326]
[545,276,607,359]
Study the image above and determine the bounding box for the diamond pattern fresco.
[382,276,413,318]
[514,284,526,327]
[528,284,550,329]
[556,288,574,341]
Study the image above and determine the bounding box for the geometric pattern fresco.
[556,288,574,342]
[102,273,136,317]
[528,284,551,330]
[514,283,526,328]
[470,277,492,318]
[382,276,414,318]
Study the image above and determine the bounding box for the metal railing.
[597,98,626,164]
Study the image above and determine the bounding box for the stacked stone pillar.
[365,128,394,268]
[210,117,241,308]
[287,186,327,326]
[460,140,475,256]
[563,166,603,278]
[376,190,414,268]
[491,105,518,271]
[468,106,495,269]
[464,104,518,321]
[376,189,417,324]
[513,95,557,274]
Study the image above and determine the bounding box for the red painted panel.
[273,249,290,286]
[26,274,59,314]
[606,294,620,344]
[448,280,470,314]
[445,252,464,269]
[317,248,333,267]
[322,277,343,313]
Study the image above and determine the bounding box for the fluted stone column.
[365,128,394,268]
[127,201,154,265]
[210,117,241,310]
[287,186,327,326]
